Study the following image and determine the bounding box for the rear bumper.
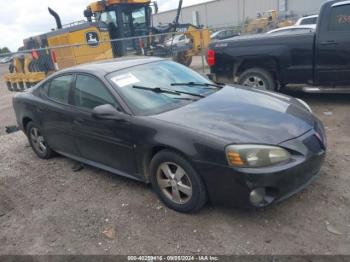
[194,130,326,208]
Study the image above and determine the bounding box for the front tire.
[150,150,207,213]
[26,122,54,159]
[6,82,13,92]
[239,68,276,91]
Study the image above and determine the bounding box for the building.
[153,0,327,29]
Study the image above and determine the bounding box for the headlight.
[297,98,312,113]
[226,145,291,168]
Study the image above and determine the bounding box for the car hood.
[151,86,315,145]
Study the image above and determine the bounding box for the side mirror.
[92,104,125,121]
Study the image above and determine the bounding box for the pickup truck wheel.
[239,68,276,91]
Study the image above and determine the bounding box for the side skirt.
[56,151,147,183]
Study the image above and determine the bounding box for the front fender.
[131,116,227,181]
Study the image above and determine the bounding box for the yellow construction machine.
[4,0,210,92]
[244,10,293,34]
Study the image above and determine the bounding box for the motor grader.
[4,0,210,92]
[243,10,293,34]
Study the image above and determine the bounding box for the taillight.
[139,38,144,49]
[207,49,216,67]
[51,50,59,71]
[51,50,57,63]
[31,49,39,60]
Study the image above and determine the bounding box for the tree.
[0,47,11,54]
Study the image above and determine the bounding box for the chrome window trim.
[332,1,350,7]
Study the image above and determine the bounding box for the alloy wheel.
[156,162,193,205]
[30,127,47,155]
[243,75,266,89]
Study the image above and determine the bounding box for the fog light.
[250,188,266,206]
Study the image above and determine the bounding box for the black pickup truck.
[208,0,350,93]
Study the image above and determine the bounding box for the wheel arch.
[141,144,196,182]
[235,57,281,84]
[22,116,33,133]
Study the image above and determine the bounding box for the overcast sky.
[0,0,208,52]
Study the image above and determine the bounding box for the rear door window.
[40,80,51,96]
[228,30,235,37]
[292,28,314,34]
[47,75,74,104]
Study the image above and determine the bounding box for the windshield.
[107,60,216,116]
[300,17,318,25]
[211,31,220,38]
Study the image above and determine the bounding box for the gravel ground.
[0,63,350,255]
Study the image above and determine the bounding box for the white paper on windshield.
[111,73,140,87]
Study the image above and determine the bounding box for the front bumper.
[195,129,326,208]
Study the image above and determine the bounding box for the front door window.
[74,74,117,110]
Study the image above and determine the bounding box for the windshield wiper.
[132,85,205,98]
[170,82,224,89]
[172,97,198,101]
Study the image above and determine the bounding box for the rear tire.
[150,150,207,213]
[19,82,25,91]
[239,68,276,91]
[9,63,15,73]
[6,82,13,92]
[26,122,54,159]
[12,83,19,92]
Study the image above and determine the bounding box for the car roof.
[300,15,318,19]
[211,29,233,37]
[59,56,166,75]
[267,25,316,34]
[295,15,318,25]
[167,34,185,41]
[214,29,233,33]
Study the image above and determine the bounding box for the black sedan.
[13,57,326,213]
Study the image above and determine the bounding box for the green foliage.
[0,47,11,54]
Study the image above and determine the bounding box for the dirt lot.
[0,62,349,255]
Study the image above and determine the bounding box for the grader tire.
[12,83,20,92]
[19,82,25,91]
[6,82,13,92]
[9,63,15,73]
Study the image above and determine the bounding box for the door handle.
[37,107,44,113]
[320,41,338,46]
